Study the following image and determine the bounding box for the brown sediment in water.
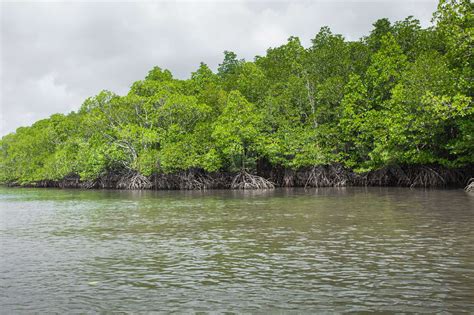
[5,164,473,190]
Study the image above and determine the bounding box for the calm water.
[0,187,473,313]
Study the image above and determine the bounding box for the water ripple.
[1,187,473,312]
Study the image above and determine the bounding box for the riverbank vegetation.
[1,0,472,189]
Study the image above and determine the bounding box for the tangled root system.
[13,164,472,190]
[304,165,348,188]
[177,171,214,190]
[117,172,152,190]
[355,165,469,188]
[231,171,275,190]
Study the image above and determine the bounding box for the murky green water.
[1,187,473,313]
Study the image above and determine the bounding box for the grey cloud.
[1,0,438,136]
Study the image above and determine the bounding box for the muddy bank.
[5,164,473,190]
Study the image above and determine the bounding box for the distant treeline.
[1,0,472,189]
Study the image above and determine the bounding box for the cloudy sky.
[1,0,438,136]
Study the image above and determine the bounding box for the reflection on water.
[1,187,473,312]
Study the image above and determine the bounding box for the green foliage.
[256,36,306,83]
[145,66,173,82]
[366,18,393,51]
[218,51,244,91]
[392,16,423,60]
[366,33,407,104]
[434,0,473,95]
[1,0,472,184]
[212,91,264,171]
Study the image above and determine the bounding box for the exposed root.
[34,180,58,188]
[304,165,348,188]
[398,166,465,188]
[465,178,474,192]
[8,164,472,190]
[282,169,296,187]
[152,173,178,190]
[152,170,220,190]
[356,168,390,186]
[355,165,469,188]
[231,171,274,190]
[212,172,234,189]
[409,166,445,188]
[178,171,214,190]
[117,172,152,190]
[388,165,411,186]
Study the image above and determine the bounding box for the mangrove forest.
[1,0,472,189]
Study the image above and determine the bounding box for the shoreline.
[3,164,473,190]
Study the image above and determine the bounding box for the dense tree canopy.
[1,0,472,186]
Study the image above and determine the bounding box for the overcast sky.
[1,0,438,136]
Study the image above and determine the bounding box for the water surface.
[1,187,473,313]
